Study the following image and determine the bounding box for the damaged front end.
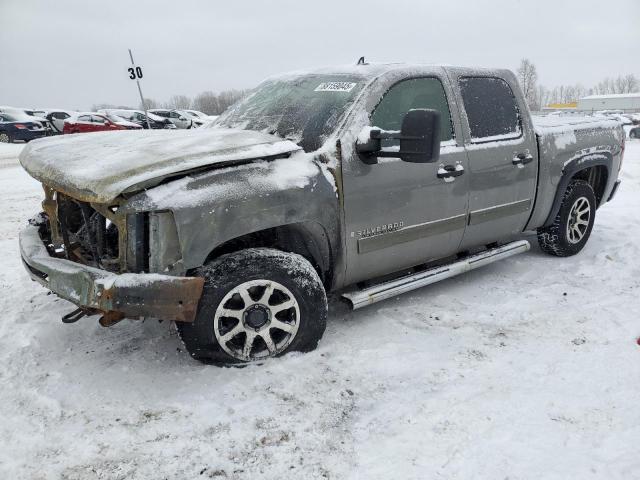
[20,185,204,323]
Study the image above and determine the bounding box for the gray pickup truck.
[19,63,625,365]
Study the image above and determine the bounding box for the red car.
[63,113,142,134]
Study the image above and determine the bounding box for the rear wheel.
[177,248,327,365]
[537,180,596,257]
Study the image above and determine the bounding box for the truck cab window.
[459,76,521,141]
[370,77,454,143]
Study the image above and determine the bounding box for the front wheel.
[537,180,596,257]
[0,132,11,143]
[177,248,327,365]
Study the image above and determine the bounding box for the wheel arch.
[199,221,334,287]
[542,153,611,228]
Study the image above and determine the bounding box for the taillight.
[14,123,27,129]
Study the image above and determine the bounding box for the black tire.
[177,248,327,366]
[630,129,638,139]
[537,180,597,257]
[0,132,11,143]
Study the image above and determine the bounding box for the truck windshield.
[214,75,365,152]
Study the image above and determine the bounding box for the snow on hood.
[19,127,301,203]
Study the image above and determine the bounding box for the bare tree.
[192,91,219,115]
[621,74,638,93]
[139,98,159,110]
[166,94,192,110]
[192,89,251,115]
[517,58,539,109]
[91,103,134,111]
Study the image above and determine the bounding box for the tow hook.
[98,311,125,328]
[61,307,124,327]
[61,307,89,323]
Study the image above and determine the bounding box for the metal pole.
[128,49,151,129]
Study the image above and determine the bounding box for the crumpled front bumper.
[19,223,204,322]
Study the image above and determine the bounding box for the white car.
[594,110,633,126]
[148,109,194,129]
[33,109,75,134]
[184,110,219,127]
[184,109,216,120]
[609,114,633,126]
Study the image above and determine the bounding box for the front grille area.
[52,194,121,271]
[39,186,150,273]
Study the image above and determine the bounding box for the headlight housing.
[148,211,183,274]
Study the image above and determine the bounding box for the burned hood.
[19,127,301,203]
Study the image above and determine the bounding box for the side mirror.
[356,109,441,164]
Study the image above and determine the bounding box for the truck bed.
[527,114,624,230]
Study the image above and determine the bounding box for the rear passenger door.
[454,74,538,249]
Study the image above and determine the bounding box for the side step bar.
[342,240,530,310]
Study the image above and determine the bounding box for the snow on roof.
[264,62,499,83]
[67,112,95,120]
[580,93,640,100]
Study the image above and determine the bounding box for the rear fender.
[542,153,611,228]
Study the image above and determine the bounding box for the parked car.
[63,113,143,134]
[184,110,218,124]
[629,126,640,139]
[183,109,209,119]
[0,106,53,135]
[19,63,624,365]
[622,113,640,125]
[183,110,219,127]
[33,109,75,134]
[181,110,207,127]
[98,109,176,129]
[148,109,195,129]
[0,111,47,143]
[609,114,633,126]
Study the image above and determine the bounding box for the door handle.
[437,164,465,182]
[512,153,534,166]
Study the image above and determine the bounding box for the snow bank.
[0,143,25,168]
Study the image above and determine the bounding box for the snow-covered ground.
[1,141,639,479]
[0,143,26,169]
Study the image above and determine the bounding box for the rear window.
[459,76,521,141]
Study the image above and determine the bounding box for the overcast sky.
[1,0,638,110]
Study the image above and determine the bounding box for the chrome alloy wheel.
[213,279,300,361]
[0,133,9,143]
[566,196,591,244]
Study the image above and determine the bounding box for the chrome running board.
[342,240,530,310]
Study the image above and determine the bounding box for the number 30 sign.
[128,66,143,80]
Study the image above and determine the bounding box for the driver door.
[341,75,470,285]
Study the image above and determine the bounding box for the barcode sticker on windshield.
[315,82,357,92]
